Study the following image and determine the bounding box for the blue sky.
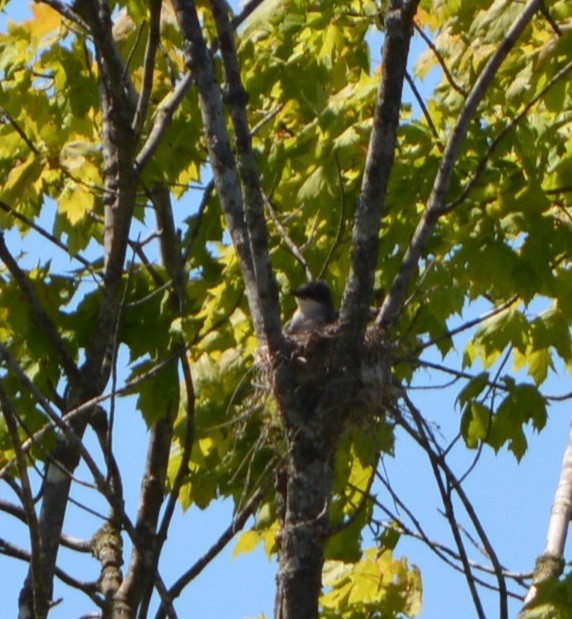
[0,2,571,618]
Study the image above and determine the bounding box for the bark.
[519,420,572,615]
[341,0,420,346]
[210,0,283,352]
[274,332,367,619]
[274,4,420,616]
[18,2,138,616]
[172,0,289,368]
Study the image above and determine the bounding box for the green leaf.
[456,372,490,409]
[489,384,547,460]
[461,401,492,449]
[129,358,179,426]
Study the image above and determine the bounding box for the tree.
[0,0,571,617]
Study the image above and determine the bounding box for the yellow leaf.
[261,521,279,558]
[58,183,95,225]
[233,530,261,557]
[30,4,61,39]
[198,436,216,457]
[1,154,42,203]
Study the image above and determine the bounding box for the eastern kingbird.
[287,280,337,334]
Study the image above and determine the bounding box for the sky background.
[1,2,571,618]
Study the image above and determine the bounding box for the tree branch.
[404,70,440,140]
[210,0,283,350]
[377,0,544,329]
[264,193,312,280]
[155,478,271,619]
[39,0,90,32]
[414,24,467,98]
[374,469,528,594]
[398,398,487,618]
[134,0,268,172]
[19,2,141,612]
[132,0,163,133]
[520,419,572,612]
[445,57,572,213]
[0,200,101,280]
[0,537,103,607]
[399,393,509,618]
[0,383,47,616]
[0,352,180,483]
[340,0,420,344]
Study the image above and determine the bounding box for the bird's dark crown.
[292,280,333,305]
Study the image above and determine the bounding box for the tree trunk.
[275,425,335,619]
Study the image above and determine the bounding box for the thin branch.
[414,24,468,97]
[0,383,47,616]
[378,0,544,329]
[0,233,82,388]
[418,296,518,352]
[400,394,508,619]
[135,0,269,172]
[327,465,378,538]
[182,179,215,264]
[413,358,506,391]
[38,0,90,31]
[230,0,267,29]
[134,72,194,171]
[404,70,440,140]
[155,478,272,619]
[374,469,472,573]
[374,470,528,593]
[0,351,180,482]
[0,345,178,616]
[457,347,512,485]
[140,350,196,619]
[0,201,102,280]
[0,537,103,606]
[123,183,190,615]
[264,193,312,280]
[539,2,562,36]
[0,499,92,553]
[409,376,460,390]
[250,103,285,136]
[132,0,162,133]
[318,153,348,280]
[114,396,179,615]
[545,390,572,402]
[401,401,487,619]
[123,19,147,78]
[0,108,40,155]
[0,347,109,497]
[158,358,195,539]
[445,58,572,213]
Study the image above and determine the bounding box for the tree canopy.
[0,0,571,617]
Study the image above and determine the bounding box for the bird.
[286,280,338,334]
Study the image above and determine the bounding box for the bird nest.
[254,323,394,424]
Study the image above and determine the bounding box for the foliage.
[0,0,570,617]
[520,570,572,619]
[321,548,422,618]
